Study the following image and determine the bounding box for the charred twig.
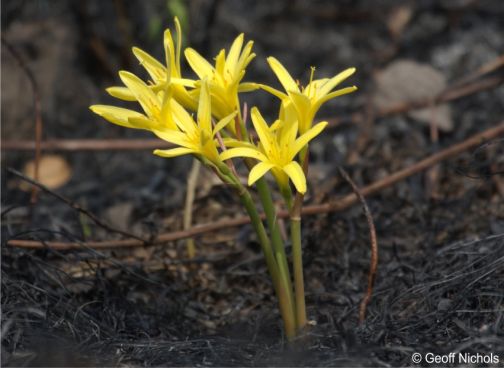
[337,167,378,323]
[7,122,504,250]
[6,167,147,243]
[1,36,43,203]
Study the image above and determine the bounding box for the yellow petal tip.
[118,70,131,79]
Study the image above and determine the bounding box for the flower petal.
[90,105,150,129]
[237,41,255,72]
[269,119,284,132]
[213,112,237,136]
[154,147,195,158]
[290,121,327,159]
[220,147,268,162]
[258,84,288,100]
[288,90,311,113]
[267,57,299,93]
[226,70,245,93]
[279,100,297,125]
[158,87,178,131]
[200,135,219,161]
[318,68,356,97]
[288,90,311,132]
[119,71,159,118]
[174,16,182,76]
[282,161,307,194]
[106,86,137,101]
[132,47,166,83]
[215,49,226,76]
[163,28,176,78]
[197,79,212,133]
[250,107,274,156]
[171,78,196,88]
[185,48,214,79]
[316,86,357,107]
[153,129,194,148]
[129,116,161,130]
[222,138,255,148]
[279,118,298,150]
[170,99,197,135]
[238,82,259,92]
[248,162,275,186]
[225,34,244,75]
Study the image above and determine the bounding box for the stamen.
[307,66,316,97]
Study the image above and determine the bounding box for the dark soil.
[2,1,503,367]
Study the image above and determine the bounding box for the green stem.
[280,184,294,210]
[255,177,296,324]
[213,160,296,339]
[290,214,306,330]
[238,186,296,339]
[290,147,310,331]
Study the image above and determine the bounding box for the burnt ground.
[1,0,504,367]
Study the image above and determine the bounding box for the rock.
[373,59,453,132]
[104,202,134,231]
[20,154,72,190]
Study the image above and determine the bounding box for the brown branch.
[7,217,251,250]
[338,167,378,324]
[7,121,504,250]
[327,72,503,130]
[451,54,504,87]
[6,167,147,243]
[301,121,504,216]
[2,35,43,203]
[1,139,173,151]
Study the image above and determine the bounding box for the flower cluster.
[90,17,356,195]
[91,17,357,340]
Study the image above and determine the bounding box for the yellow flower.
[153,79,236,164]
[90,70,173,131]
[106,17,198,111]
[220,107,327,194]
[261,57,357,133]
[91,73,235,164]
[184,33,257,120]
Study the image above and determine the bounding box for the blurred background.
[2,1,503,366]
[2,0,503,204]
